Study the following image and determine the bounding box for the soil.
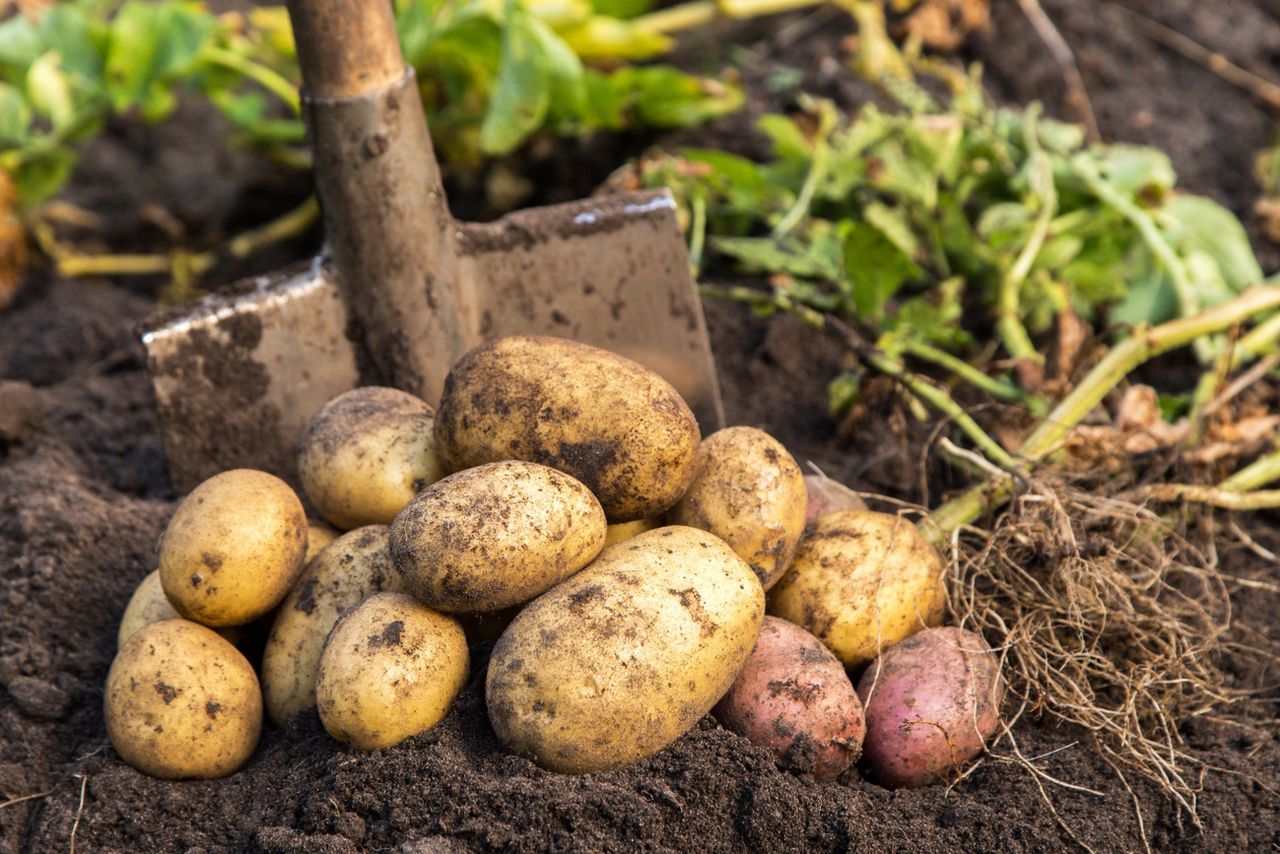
[3,1,1279,852]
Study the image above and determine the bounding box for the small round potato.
[118,570,238,649]
[316,592,469,750]
[486,526,764,774]
[715,616,865,781]
[262,526,403,727]
[669,427,806,590]
[305,520,341,563]
[434,336,701,522]
[390,461,606,613]
[299,386,446,530]
[857,627,1004,787]
[768,510,946,668]
[105,619,262,779]
[159,469,308,627]
[603,518,658,548]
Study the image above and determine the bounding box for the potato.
[159,469,307,627]
[262,526,402,727]
[299,386,446,530]
[434,336,700,522]
[316,592,468,750]
[856,627,1004,787]
[104,619,261,779]
[390,461,606,613]
[767,510,945,668]
[305,520,341,562]
[669,427,806,590]
[118,570,239,649]
[486,526,764,774]
[603,518,658,548]
[803,472,867,522]
[714,616,865,781]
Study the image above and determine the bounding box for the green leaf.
[713,235,841,280]
[0,14,41,73]
[828,371,862,418]
[527,16,586,122]
[0,81,30,146]
[609,66,742,128]
[26,51,75,130]
[11,147,77,209]
[526,0,594,29]
[481,5,551,153]
[757,113,811,160]
[1111,265,1177,326]
[843,220,921,321]
[1163,194,1262,294]
[1035,233,1083,271]
[863,201,919,261]
[1092,144,1175,197]
[589,0,654,18]
[104,2,215,115]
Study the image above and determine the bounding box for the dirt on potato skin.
[4,0,1280,850]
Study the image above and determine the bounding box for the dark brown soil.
[3,1,1279,852]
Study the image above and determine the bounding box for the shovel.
[141,0,724,492]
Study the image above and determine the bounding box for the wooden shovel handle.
[286,0,405,99]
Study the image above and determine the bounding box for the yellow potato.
[390,461,606,612]
[669,427,806,590]
[767,510,946,668]
[434,336,700,522]
[486,526,764,774]
[299,386,446,530]
[118,570,239,649]
[104,619,261,779]
[602,518,658,548]
[159,469,307,627]
[305,520,341,563]
[316,592,468,750]
[262,526,402,727]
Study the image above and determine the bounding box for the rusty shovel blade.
[143,188,723,492]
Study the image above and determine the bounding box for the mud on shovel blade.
[141,0,723,492]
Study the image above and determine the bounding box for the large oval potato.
[262,526,403,727]
[298,386,446,530]
[316,592,469,750]
[159,469,308,627]
[433,336,700,522]
[857,627,1004,787]
[767,510,945,668]
[486,526,764,774]
[105,619,262,779]
[714,616,865,781]
[669,427,806,590]
[118,570,239,649]
[390,461,606,613]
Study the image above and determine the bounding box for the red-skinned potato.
[856,627,1004,788]
[715,616,865,780]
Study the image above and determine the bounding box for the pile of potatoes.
[105,335,1003,787]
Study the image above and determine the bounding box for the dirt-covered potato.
[298,386,446,530]
[159,469,307,627]
[118,570,239,649]
[714,616,865,781]
[104,619,261,779]
[767,510,945,668]
[434,336,700,522]
[602,518,658,548]
[803,472,867,522]
[305,520,341,562]
[262,526,402,727]
[390,461,606,613]
[670,427,806,590]
[487,526,764,774]
[316,592,468,750]
[857,627,1004,787]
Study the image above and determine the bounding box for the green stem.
[927,285,1280,536]
[203,45,301,115]
[997,104,1052,364]
[689,191,707,275]
[1220,447,1280,493]
[903,340,1047,414]
[772,123,830,239]
[1129,484,1280,510]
